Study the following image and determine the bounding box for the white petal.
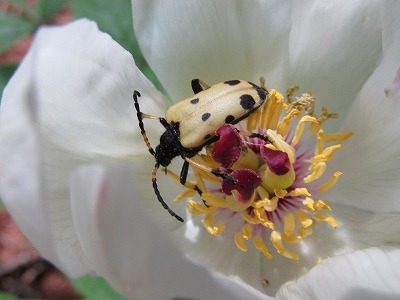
[70,163,269,300]
[277,246,400,300]
[0,19,168,276]
[0,44,59,269]
[132,0,293,99]
[289,0,383,118]
[324,2,400,213]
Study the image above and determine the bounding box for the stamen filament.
[319,172,342,192]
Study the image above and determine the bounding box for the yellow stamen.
[313,213,337,228]
[235,232,248,252]
[253,236,273,259]
[316,129,324,155]
[319,172,342,192]
[242,212,258,225]
[315,200,331,211]
[254,207,275,229]
[297,227,313,238]
[186,201,204,216]
[243,223,252,240]
[260,89,284,130]
[290,187,311,197]
[204,213,225,236]
[302,197,315,211]
[283,213,295,236]
[296,210,313,228]
[311,144,342,164]
[174,189,197,203]
[202,193,227,208]
[277,110,301,136]
[266,130,296,163]
[292,116,318,145]
[164,168,199,190]
[323,131,354,143]
[270,231,299,260]
[304,162,326,183]
[187,199,216,213]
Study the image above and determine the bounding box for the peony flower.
[1,0,400,299]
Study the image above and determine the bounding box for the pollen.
[167,82,352,261]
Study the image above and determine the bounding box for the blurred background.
[0,0,160,299]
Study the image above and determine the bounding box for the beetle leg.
[133,91,157,157]
[180,160,190,185]
[184,157,243,188]
[237,130,273,144]
[191,79,210,94]
[152,163,184,222]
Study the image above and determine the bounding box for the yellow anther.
[313,213,338,228]
[297,227,313,238]
[187,200,216,213]
[270,231,299,260]
[187,201,205,216]
[274,188,287,198]
[315,200,331,211]
[204,213,225,236]
[302,197,315,211]
[283,214,302,243]
[243,223,252,240]
[323,131,353,143]
[242,212,258,225]
[311,144,342,164]
[235,232,248,252]
[254,188,279,212]
[316,129,324,155]
[202,193,227,208]
[266,130,296,164]
[174,189,197,202]
[283,213,295,236]
[260,89,284,130]
[319,172,342,192]
[290,188,311,197]
[304,162,326,183]
[277,110,301,136]
[284,234,302,243]
[253,236,273,259]
[292,115,318,145]
[164,168,199,190]
[296,210,313,228]
[253,207,275,229]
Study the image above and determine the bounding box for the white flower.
[0,1,400,299]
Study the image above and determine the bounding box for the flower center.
[169,85,352,260]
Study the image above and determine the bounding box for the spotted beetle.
[133,79,268,222]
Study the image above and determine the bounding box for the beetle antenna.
[152,163,184,222]
[133,90,156,157]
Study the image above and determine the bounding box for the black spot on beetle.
[225,115,235,123]
[224,80,241,86]
[202,113,211,121]
[240,94,255,110]
[190,98,200,104]
[204,134,212,140]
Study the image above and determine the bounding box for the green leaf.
[0,12,36,53]
[0,291,24,300]
[36,0,67,21]
[73,275,129,300]
[0,65,17,103]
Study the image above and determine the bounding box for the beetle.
[133,79,268,222]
